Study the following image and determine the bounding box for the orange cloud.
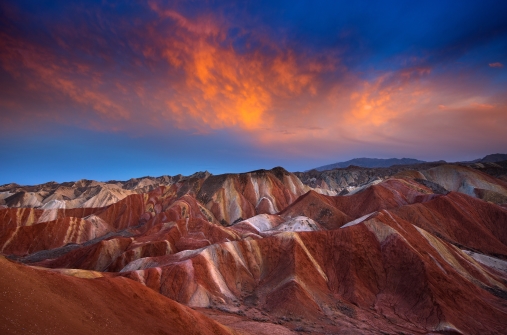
[146,6,330,131]
[0,3,334,134]
[346,68,431,130]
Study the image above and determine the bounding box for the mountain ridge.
[312,157,427,171]
[310,153,507,171]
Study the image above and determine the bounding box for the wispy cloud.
[489,62,504,68]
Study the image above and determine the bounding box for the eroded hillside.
[1,164,507,334]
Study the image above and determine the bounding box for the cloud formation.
[0,0,506,170]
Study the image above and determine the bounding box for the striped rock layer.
[1,165,507,334]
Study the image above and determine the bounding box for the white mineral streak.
[346,179,383,196]
[251,177,260,200]
[270,216,320,232]
[364,219,397,243]
[277,232,328,282]
[341,212,377,228]
[238,214,282,231]
[200,248,235,298]
[188,284,210,307]
[462,250,507,274]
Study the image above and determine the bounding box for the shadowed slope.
[332,178,436,218]
[278,178,436,229]
[391,191,507,257]
[278,190,351,229]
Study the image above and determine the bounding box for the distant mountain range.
[312,153,507,171]
[312,158,426,171]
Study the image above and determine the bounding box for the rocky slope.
[463,160,507,182]
[1,164,507,334]
[117,207,507,334]
[296,161,507,203]
[295,162,445,195]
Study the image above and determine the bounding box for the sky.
[1,0,506,185]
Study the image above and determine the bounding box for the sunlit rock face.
[1,163,507,334]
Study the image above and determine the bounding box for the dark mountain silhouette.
[313,157,426,171]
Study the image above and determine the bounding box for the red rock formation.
[278,190,351,229]
[196,167,308,225]
[391,191,507,257]
[118,210,507,334]
[2,165,507,334]
[35,218,245,272]
[0,186,217,258]
[0,216,110,256]
[278,178,436,229]
[331,178,436,218]
[0,207,103,255]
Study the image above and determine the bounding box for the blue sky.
[1,0,506,184]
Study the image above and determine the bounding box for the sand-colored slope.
[0,256,236,335]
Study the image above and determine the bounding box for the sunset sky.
[1,0,506,184]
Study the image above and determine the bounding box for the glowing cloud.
[148,6,329,131]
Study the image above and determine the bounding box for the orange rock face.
[1,165,507,334]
